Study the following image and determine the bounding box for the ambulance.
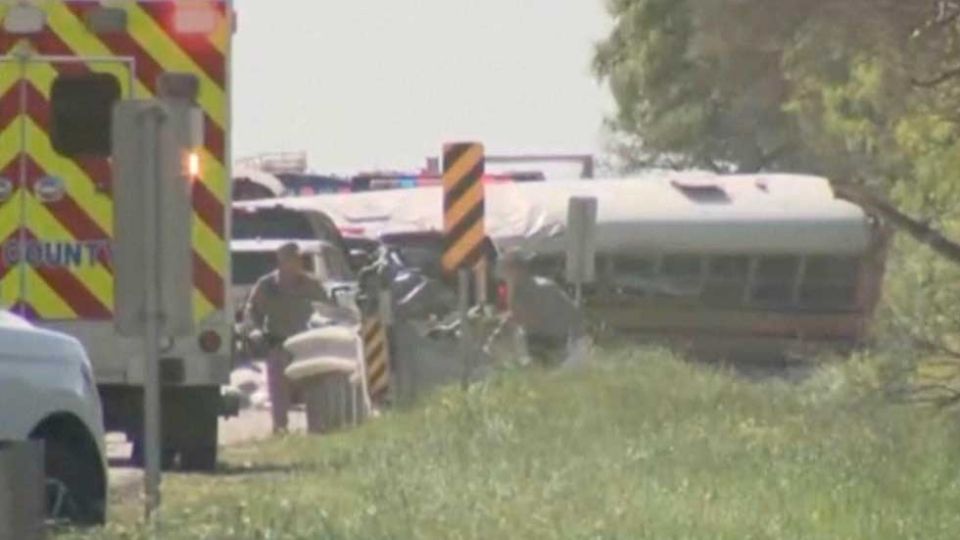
[0,0,234,470]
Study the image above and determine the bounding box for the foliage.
[593,0,944,180]
[595,0,960,385]
[66,350,960,539]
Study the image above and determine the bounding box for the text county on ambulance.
[1,240,112,268]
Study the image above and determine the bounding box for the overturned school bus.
[236,173,890,360]
[495,175,890,360]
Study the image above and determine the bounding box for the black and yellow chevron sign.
[362,317,390,402]
[442,142,486,273]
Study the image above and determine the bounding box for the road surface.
[108,408,306,490]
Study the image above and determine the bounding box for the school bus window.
[703,255,750,307]
[804,255,859,284]
[800,255,859,309]
[658,254,704,297]
[50,74,121,157]
[615,256,656,278]
[611,256,657,294]
[751,255,800,306]
[662,254,702,276]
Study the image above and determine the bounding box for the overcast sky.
[233,1,612,175]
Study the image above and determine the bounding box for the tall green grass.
[72,349,960,539]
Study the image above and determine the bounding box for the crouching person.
[499,250,591,367]
[244,242,329,434]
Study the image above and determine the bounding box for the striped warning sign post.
[442,142,486,273]
[362,316,391,402]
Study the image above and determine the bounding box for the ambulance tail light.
[199,330,222,354]
[173,3,219,34]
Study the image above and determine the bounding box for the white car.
[0,310,107,525]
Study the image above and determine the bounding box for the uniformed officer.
[244,242,329,433]
[499,249,588,366]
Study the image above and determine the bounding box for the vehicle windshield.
[232,208,315,240]
[231,251,316,285]
[319,248,353,281]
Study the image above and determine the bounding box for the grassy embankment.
[69,349,960,539]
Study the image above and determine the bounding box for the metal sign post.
[442,142,486,389]
[140,106,164,519]
[112,99,201,521]
[457,268,472,390]
[566,197,599,307]
[474,258,489,307]
[378,288,394,326]
[441,142,486,274]
[362,287,394,405]
[0,441,45,540]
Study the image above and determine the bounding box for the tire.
[180,445,217,472]
[164,386,220,472]
[130,436,177,470]
[41,432,106,526]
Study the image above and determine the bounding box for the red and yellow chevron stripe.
[0,0,230,322]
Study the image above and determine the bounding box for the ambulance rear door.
[1,53,132,321]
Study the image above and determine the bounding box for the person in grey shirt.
[244,242,328,433]
[500,250,588,366]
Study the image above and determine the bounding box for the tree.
[594,0,960,393]
[593,0,819,173]
[593,0,945,180]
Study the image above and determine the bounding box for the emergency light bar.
[355,172,543,192]
[369,177,418,190]
[3,5,45,34]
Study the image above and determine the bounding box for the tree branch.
[911,65,960,88]
[832,181,960,266]
[890,383,960,408]
[910,334,960,361]
[754,142,794,171]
